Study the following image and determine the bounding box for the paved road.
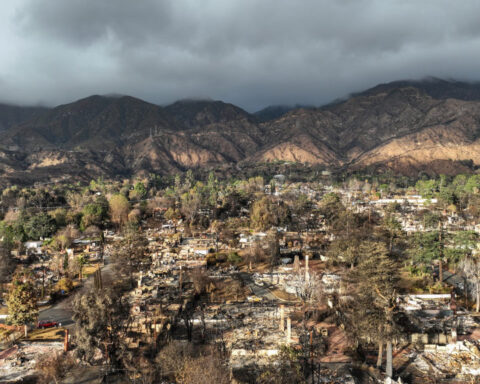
[38,295,74,327]
[39,256,114,327]
[442,270,465,291]
[238,272,277,301]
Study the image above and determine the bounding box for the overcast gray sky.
[1,0,480,111]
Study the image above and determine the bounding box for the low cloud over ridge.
[1,0,480,111]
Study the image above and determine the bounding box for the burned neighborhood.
[1,172,480,383]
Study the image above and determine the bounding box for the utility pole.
[286,317,291,344]
[438,221,444,284]
[153,319,157,352]
[42,263,46,299]
[179,267,183,295]
[310,329,314,384]
[279,305,284,331]
[305,254,310,282]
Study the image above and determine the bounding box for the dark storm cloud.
[2,0,480,110]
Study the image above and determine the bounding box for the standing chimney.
[286,317,291,344]
[305,255,310,282]
[179,267,183,294]
[64,329,69,352]
[279,305,285,331]
[451,316,458,344]
[294,255,300,273]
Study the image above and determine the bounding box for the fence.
[0,323,23,349]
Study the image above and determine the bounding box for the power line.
[1,196,157,213]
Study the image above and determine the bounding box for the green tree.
[383,214,403,252]
[408,231,440,268]
[415,179,437,199]
[24,213,57,240]
[129,181,147,200]
[174,174,182,191]
[0,222,16,249]
[346,241,400,377]
[421,211,441,230]
[318,193,346,229]
[445,231,478,266]
[464,175,480,193]
[81,203,105,229]
[7,273,38,337]
[207,171,218,206]
[50,208,67,228]
[0,240,15,286]
[185,169,195,189]
[11,211,28,242]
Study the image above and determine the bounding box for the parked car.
[37,320,60,329]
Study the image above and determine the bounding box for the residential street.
[442,270,465,291]
[39,254,113,328]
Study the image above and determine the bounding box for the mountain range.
[1,77,480,185]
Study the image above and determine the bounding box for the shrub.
[36,352,75,384]
[56,277,74,294]
[206,254,217,266]
[227,252,242,264]
[215,253,227,263]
